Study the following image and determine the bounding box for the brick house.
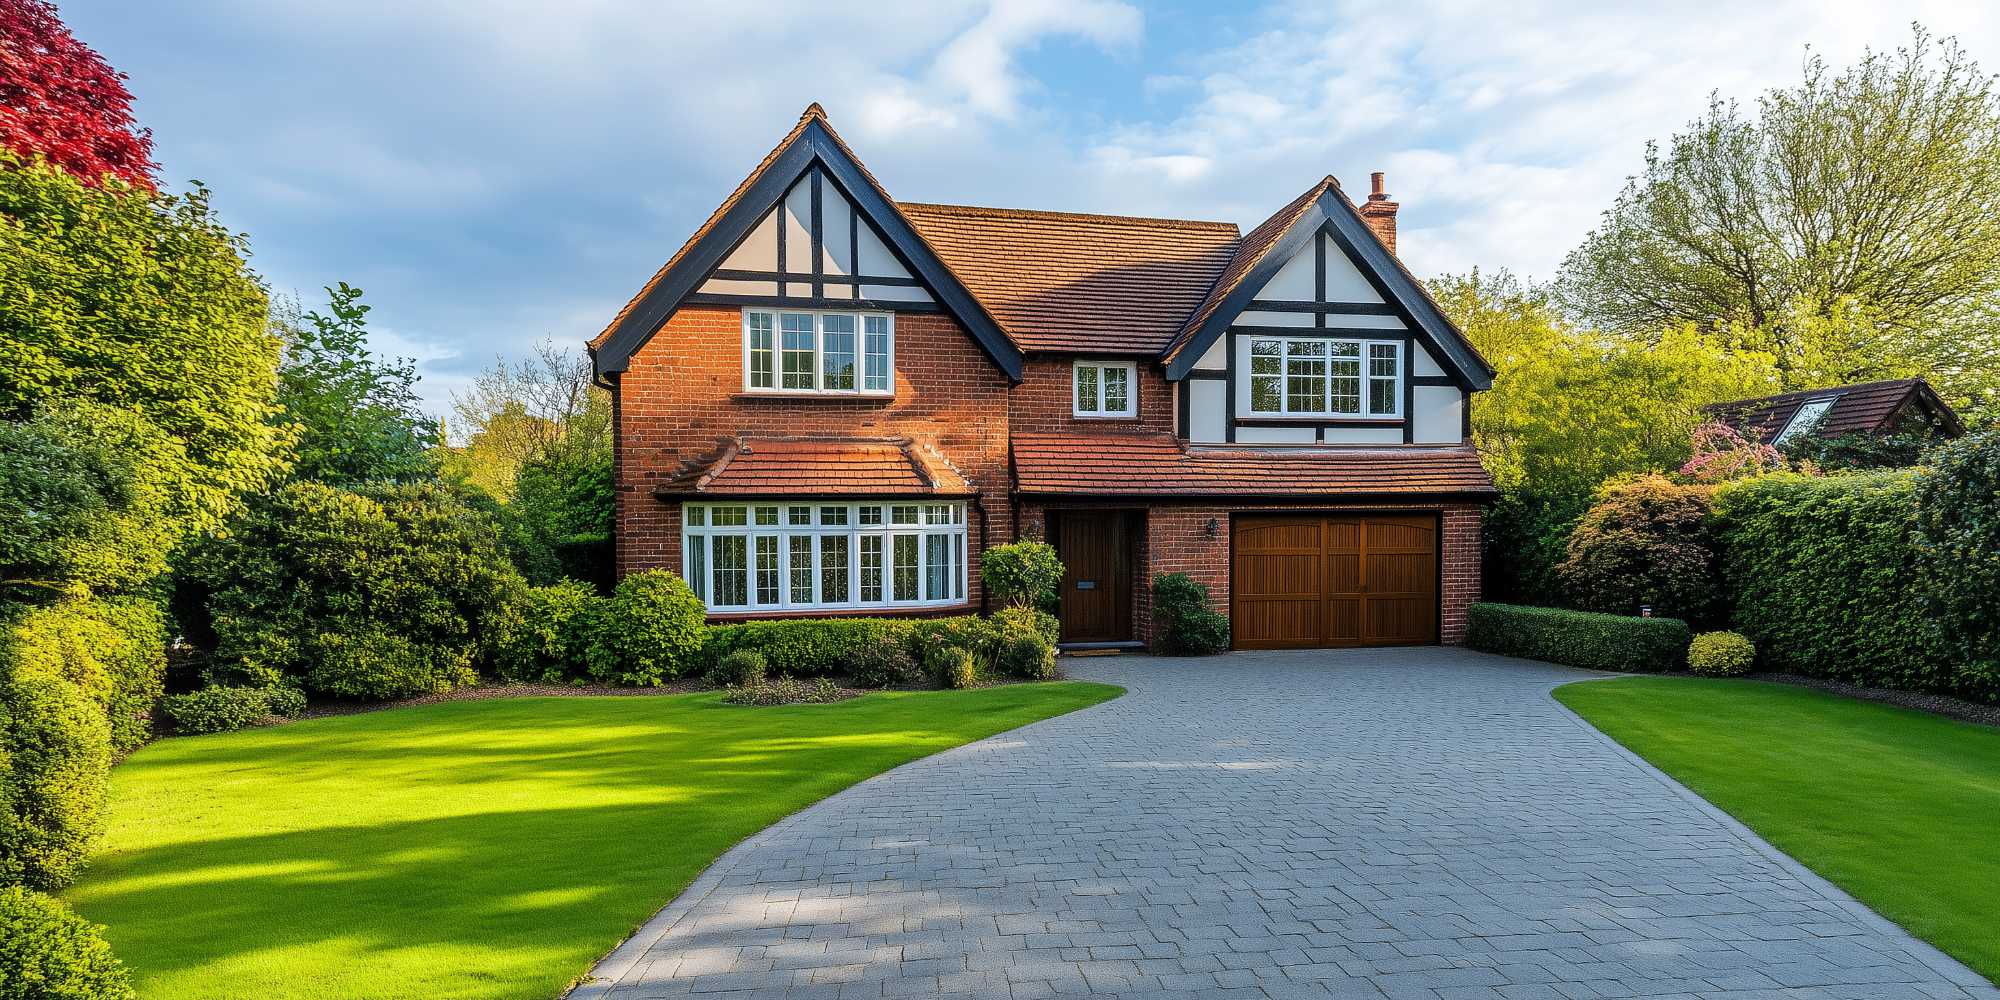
[589,105,1497,649]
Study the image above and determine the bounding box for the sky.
[62,0,2000,418]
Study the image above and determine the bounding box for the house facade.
[589,105,1497,650]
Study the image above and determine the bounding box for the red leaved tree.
[0,0,154,188]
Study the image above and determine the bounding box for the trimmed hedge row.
[1466,603,1691,673]
[3,598,166,755]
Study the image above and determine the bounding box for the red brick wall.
[1008,356,1176,435]
[1023,499,1483,646]
[611,305,1014,610]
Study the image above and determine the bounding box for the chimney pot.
[1368,171,1388,201]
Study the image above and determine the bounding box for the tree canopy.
[0,0,154,188]
[1556,27,2000,417]
[273,282,437,487]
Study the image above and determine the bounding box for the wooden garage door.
[1232,515,1438,649]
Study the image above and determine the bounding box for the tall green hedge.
[1714,472,1957,693]
[0,672,111,890]
[4,599,166,754]
[1913,432,2000,700]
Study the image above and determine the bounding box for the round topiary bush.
[979,541,1064,609]
[1555,474,1720,624]
[0,886,135,1000]
[586,570,707,686]
[709,649,768,688]
[1688,631,1756,677]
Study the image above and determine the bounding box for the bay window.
[744,309,893,395]
[1248,336,1402,417]
[683,501,967,612]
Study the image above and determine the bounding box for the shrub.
[702,618,913,677]
[980,541,1064,609]
[0,673,111,890]
[722,677,844,706]
[1715,472,1956,694]
[848,639,920,688]
[0,886,134,1000]
[989,606,1060,680]
[1483,488,1591,607]
[486,580,603,683]
[1151,573,1229,655]
[1466,603,1691,673]
[3,598,167,755]
[1914,430,2000,700]
[931,647,979,690]
[708,649,768,688]
[908,616,995,672]
[0,403,189,598]
[160,685,301,736]
[182,480,524,700]
[502,450,614,591]
[991,605,1059,647]
[1555,475,1720,624]
[1688,632,1756,677]
[585,570,706,686]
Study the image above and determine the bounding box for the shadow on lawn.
[61,690,1094,999]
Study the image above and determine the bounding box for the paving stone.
[571,649,1992,999]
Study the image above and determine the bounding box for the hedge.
[1466,603,1690,673]
[0,672,111,891]
[1714,472,1956,693]
[3,599,167,754]
[0,886,134,1000]
[702,617,917,676]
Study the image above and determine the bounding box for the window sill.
[1072,413,1140,421]
[732,391,896,403]
[1238,415,1404,424]
[706,602,978,622]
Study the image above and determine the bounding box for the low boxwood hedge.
[701,617,918,676]
[1466,602,1690,673]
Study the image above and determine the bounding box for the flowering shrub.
[1680,421,1785,483]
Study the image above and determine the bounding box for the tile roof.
[1164,177,1336,363]
[1012,433,1496,497]
[1703,378,1961,444]
[899,203,1240,355]
[655,436,975,498]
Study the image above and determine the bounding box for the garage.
[1231,514,1439,649]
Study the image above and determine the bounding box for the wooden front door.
[1232,514,1437,649]
[1054,511,1132,643]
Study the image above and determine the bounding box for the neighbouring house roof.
[590,104,1022,381]
[1011,433,1497,498]
[654,436,976,499]
[1704,378,1965,445]
[899,203,1241,355]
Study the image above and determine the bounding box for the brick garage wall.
[1009,357,1175,435]
[1025,498,1483,646]
[611,305,1015,610]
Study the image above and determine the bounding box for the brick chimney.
[1359,171,1398,255]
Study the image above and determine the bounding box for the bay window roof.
[654,436,975,499]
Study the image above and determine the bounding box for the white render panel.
[1257,244,1317,300]
[1190,379,1227,443]
[1319,314,1405,330]
[855,219,910,278]
[1194,337,1227,372]
[1236,310,1314,328]
[699,278,780,296]
[1413,342,1445,377]
[859,284,933,303]
[1324,234,1385,301]
[1236,425,1318,444]
[721,210,779,272]
[1413,386,1464,444]
[781,179,812,274]
[822,188,855,277]
[1320,426,1404,445]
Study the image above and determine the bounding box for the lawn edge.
[1546,676,1994,990]
[560,680,1125,1000]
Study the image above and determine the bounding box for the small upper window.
[1073,361,1136,418]
[744,309,892,395]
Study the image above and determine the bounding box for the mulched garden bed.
[1758,672,2000,728]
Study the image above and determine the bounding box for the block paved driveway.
[575,648,1996,999]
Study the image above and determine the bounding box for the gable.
[1163,181,1494,391]
[591,107,1022,380]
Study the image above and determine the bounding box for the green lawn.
[64,683,1121,1000]
[1556,677,2000,983]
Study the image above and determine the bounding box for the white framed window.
[682,501,967,612]
[1773,396,1838,445]
[1073,361,1137,418]
[1247,336,1401,417]
[743,309,893,395]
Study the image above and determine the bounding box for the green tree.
[446,343,609,500]
[0,404,187,598]
[1556,27,2000,416]
[0,155,287,535]
[273,283,437,486]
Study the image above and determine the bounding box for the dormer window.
[1773,396,1838,445]
[1073,361,1136,418]
[744,309,893,395]
[1248,336,1401,417]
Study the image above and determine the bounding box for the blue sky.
[63,0,2000,417]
